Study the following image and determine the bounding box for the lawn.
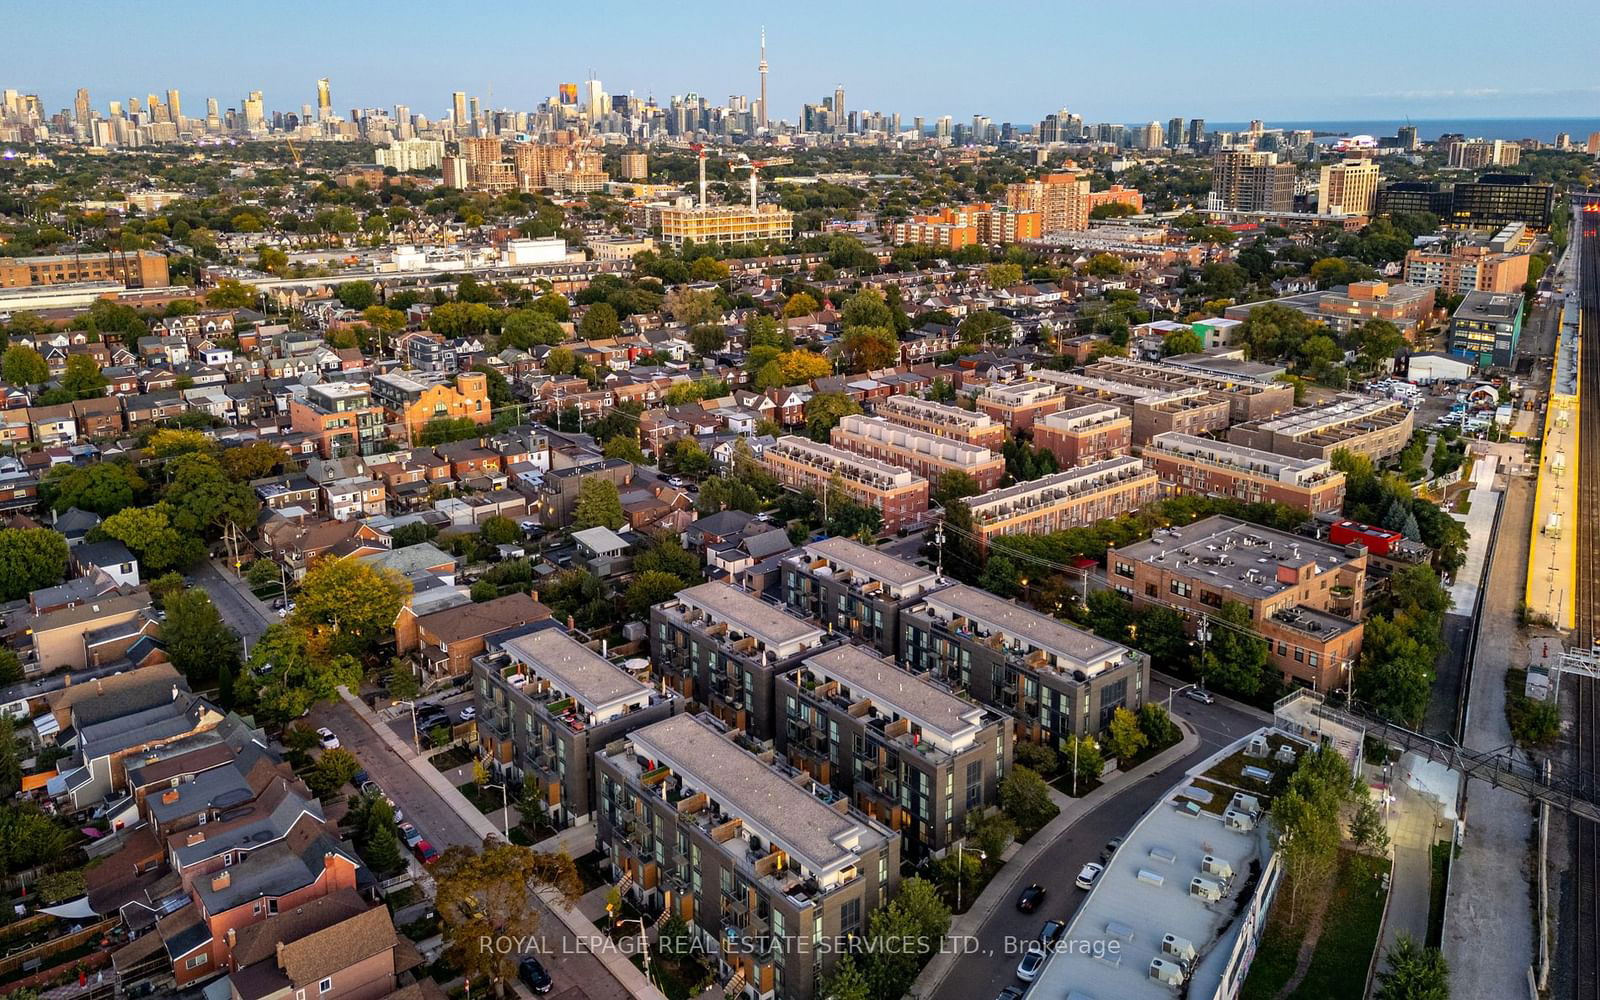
[429,745,474,772]
[1427,841,1451,948]
[1241,850,1391,1000]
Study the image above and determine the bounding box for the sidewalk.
[338,688,669,1000]
[908,718,1202,999]
[1370,771,1447,995]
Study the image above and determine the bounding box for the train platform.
[1525,288,1580,631]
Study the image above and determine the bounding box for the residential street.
[194,558,275,645]
[924,682,1264,1000]
[305,696,641,1000]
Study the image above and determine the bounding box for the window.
[319,979,334,995]
[185,953,209,970]
[267,899,278,915]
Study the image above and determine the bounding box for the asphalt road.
[305,698,633,1000]
[193,558,275,645]
[928,684,1264,1000]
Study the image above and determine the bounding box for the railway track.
[1572,194,1600,999]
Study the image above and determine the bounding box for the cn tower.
[758,27,768,130]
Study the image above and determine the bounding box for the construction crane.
[689,142,710,208]
[731,153,792,211]
[285,138,303,169]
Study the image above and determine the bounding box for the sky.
[6,0,1598,125]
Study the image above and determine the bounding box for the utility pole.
[934,521,945,578]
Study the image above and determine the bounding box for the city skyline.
[5,0,1598,124]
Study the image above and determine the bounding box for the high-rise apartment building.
[1210,151,1294,212]
[1316,158,1381,216]
[1005,171,1091,233]
[74,88,90,125]
[167,88,181,124]
[1167,116,1184,148]
[316,78,331,120]
[1188,118,1206,147]
[376,139,445,173]
[242,91,264,131]
[451,91,467,129]
[619,151,648,180]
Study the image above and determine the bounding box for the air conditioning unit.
[1224,809,1256,833]
[1149,957,1186,987]
[1189,876,1222,902]
[1202,855,1234,881]
[1162,933,1197,963]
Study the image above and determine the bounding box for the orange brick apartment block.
[874,394,1010,449]
[1032,403,1132,467]
[763,436,929,533]
[1142,432,1347,515]
[830,414,1006,492]
[0,250,169,288]
[371,370,492,436]
[966,456,1159,550]
[976,380,1066,431]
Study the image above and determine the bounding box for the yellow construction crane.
[285,138,303,169]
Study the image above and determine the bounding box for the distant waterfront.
[1205,118,1600,144]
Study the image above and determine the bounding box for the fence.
[0,917,119,978]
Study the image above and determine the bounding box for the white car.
[316,727,340,750]
[1016,944,1046,982]
[458,707,477,722]
[1075,862,1104,890]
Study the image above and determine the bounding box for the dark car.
[1100,837,1123,863]
[1016,883,1046,912]
[1039,919,1066,948]
[517,956,553,994]
[994,989,1024,1000]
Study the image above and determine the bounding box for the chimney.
[187,831,206,846]
[225,927,236,950]
[275,940,286,970]
[210,870,231,892]
[161,789,179,804]
[530,589,539,603]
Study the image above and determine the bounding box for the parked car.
[1184,687,1216,705]
[414,839,440,865]
[398,822,424,849]
[1075,862,1104,890]
[1100,837,1123,863]
[517,956,553,994]
[1016,883,1046,912]
[1016,944,1046,982]
[316,727,340,750]
[458,707,477,722]
[1039,919,1067,948]
[994,988,1025,1000]
[352,770,370,788]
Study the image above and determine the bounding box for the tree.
[219,441,284,481]
[820,955,872,1000]
[205,278,257,309]
[0,648,22,687]
[1000,766,1058,830]
[0,716,20,800]
[805,392,862,441]
[782,291,819,318]
[689,323,727,357]
[245,622,365,721]
[0,804,68,874]
[99,503,199,574]
[0,527,68,602]
[602,435,646,464]
[841,288,896,330]
[1162,329,1205,356]
[840,325,898,372]
[1067,734,1104,788]
[775,349,831,386]
[45,461,145,516]
[663,287,722,326]
[58,353,107,395]
[478,515,519,547]
[1138,702,1179,747]
[354,794,405,875]
[166,453,257,538]
[957,310,1012,347]
[578,302,621,340]
[977,554,1020,598]
[967,808,1018,862]
[1201,601,1272,698]
[572,477,624,530]
[434,841,582,994]
[335,280,377,310]
[163,589,240,686]
[148,428,215,458]
[1271,747,1356,922]
[1350,794,1391,855]
[624,570,688,619]
[1,345,48,386]
[1105,706,1148,762]
[1012,741,1058,774]
[363,305,407,336]
[1355,616,1434,726]
[664,438,711,477]
[985,262,1023,289]
[391,521,438,548]
[933,469,980,508]
[308,747,361,799]
[1375,934,1451,1000]
[293,557,410,656]
[246,559,283,593]
[1085,253,1127,277]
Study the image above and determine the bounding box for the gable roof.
[416,592,551,644]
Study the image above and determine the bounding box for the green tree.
[782,291,819,318]
[932,469,980,508]
[602,435,646,464]
[804,391,862,441]
[624,570,688,619]
[335,280,377,310]
[1104,706,1148,762]
[967,808,1017,862]
[355,794,405,875]
[308,747,361,799]
[0,716,20,799]
[245,622,365,721]
[572,477,625,530]
[977,554,1020,598]
[1161,329,1205,356]
[841,288,896,329]
[1,345,48,386]
[663,287,723,327]
[166,453,257,538]
[1375,934,1451,1000]
[819,955,872,1000]
[0,527,69,602]
[1068,734,1105,789]
[58,353,106,395]
[665,437,711,477]
[205,278,257,309]
[391,521,439,548]
[984,262,1023,289]
[478,515,519,547]
[1350,794,1391,855]
[840,324,898,372]
[1201,601,1272,698]
[45,461,145,516]
[162,589,240,686]
[1000,765,1059,830]
[689,323,727,357]
[0,648,22,687]
[957,309,1012,347]
[578,301,621,340]
[1138,702,1179,747]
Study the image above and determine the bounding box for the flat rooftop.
[877,394,999,428]
[1037,403,1128,432]
[800,536,939,592]
[629,714,872,875]
[767,436,921,489]
[1033,369,1211,407]
[1246,396,1406,438]
[676,582,825,650]
[499,628,648,717]
[968,456,1151,518]
[1454,290,1522,322]
[799,644,985,751]
[1035,730,1296,1000]
[1114,515,1359,601]
[1145,432,1337,485]
[921,584,1131,671]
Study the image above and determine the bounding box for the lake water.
[1206,118,1600,144]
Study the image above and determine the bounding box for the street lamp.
[955,842,987,912]
[611,914,652,983]
[1167,683,1195,713]
[479,758,511,840]
[1072,735,1099,798]
[397,699,420,750]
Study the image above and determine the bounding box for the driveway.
[926,686,1263,1000]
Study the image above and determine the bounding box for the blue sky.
[7,0,1598,124]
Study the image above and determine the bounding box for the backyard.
[1241,848,1392,1000]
